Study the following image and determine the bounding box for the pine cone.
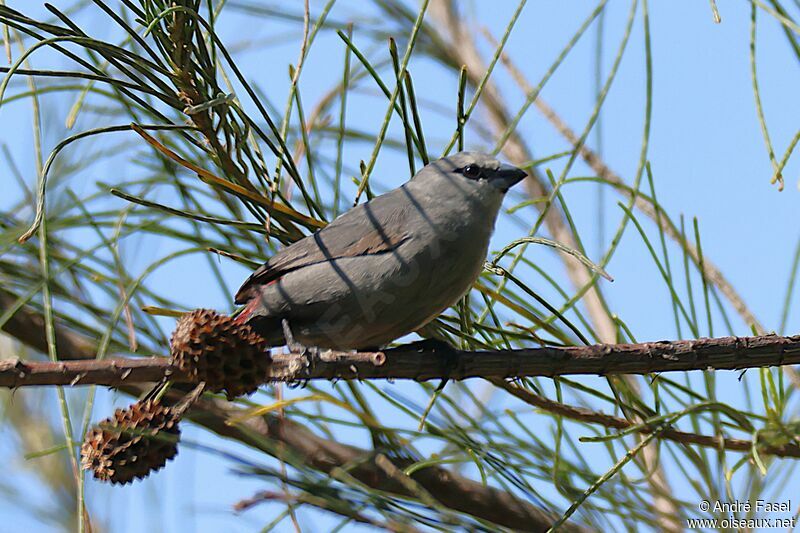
[170,309,270,399]
[81,399,180,485]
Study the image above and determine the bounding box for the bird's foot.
[399,338,460,389]
[401,337,456,356]
[281,319,320,388]
[281,319,320,358]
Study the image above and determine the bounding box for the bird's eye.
[462,164,481,179]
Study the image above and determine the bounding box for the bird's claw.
[402,337,457,356]
[400,338,459,386]
[281,319,320,358]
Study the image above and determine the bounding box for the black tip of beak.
[494,163,528,191]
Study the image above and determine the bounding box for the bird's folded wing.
[235,200,410,304]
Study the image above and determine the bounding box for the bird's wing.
[235,193,411,304]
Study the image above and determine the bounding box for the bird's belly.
[271,233,488,349]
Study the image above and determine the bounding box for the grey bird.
[233,151,527,349]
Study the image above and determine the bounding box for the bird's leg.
[281,318,299,351]
[281,318,320,359]
[281,319,318,388]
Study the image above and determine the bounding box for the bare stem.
[3,333,798,386]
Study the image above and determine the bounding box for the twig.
[2,334,799,387]
[233,490,414,531]
[490,378,800,458]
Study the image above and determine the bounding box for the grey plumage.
[234,151,526,349]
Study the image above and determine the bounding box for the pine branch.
[490,378,800,459]
[2,334,799,388]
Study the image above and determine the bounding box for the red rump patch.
[233,278,278,324]
[233,297,257,324]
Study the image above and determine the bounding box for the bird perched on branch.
[234,151,527,350]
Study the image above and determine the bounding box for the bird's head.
[421,151,528,194]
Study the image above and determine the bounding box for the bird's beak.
[491,163,528,192]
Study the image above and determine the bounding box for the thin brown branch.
[489,378,800,458]
[0,289,96,357]
[3,334,799,386]
[233,490,415,532]
[187,390,578,532]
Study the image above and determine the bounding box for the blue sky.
[2,0,800,531]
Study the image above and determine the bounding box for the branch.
[233,490,419,531]
[185,390,579,532]
[3,334,799,388]
[489,379,800,459]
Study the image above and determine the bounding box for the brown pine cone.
[81,399,180,485]
[170,309,270,399]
